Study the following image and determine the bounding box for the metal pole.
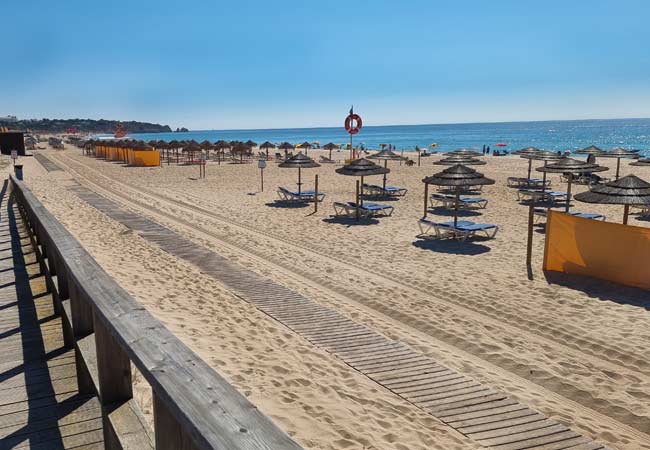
[526,203,534,268]
[355,180,360,221]
[423,183,429,218]
[565,176,573,213]
[623,204,629,224]
[314,174,318,213]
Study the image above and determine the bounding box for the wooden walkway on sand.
[33,153,63,173]
[71,184,611,450]
[0,181,103,449]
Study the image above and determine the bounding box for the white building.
[0,115,17,123]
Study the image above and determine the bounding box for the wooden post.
[423,183,429,218]
[623,204,629,224]
[616,158,621,180]
[68,280,95,394]
[314,174,318,213]
[418,150,421,167]
[355,180,360,221]
[526,203,534,268]
[260,167,264,192]
[154,393,198,450]
[94,313,133,449]
[565,177,573,213]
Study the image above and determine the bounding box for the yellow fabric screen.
[127,150,160,166]
[544,211,650,289]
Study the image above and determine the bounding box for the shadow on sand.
[426,208,482,218]
[266,201,311,209]
[544,271,650,310]
[412,238,491,255]
[323,216,380,227]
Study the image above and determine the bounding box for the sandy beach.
[10,144,650,450]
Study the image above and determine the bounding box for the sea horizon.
[108,117,650,154]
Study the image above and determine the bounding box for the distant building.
[0,115,18,123]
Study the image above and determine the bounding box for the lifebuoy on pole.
[345,113,363,135]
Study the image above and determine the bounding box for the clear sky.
[2,0,650,129]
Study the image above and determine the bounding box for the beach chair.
[507,177,550,189]
[533,208,606,223]
[319,155,336,164]
[517,189,568,203]
[363,183,408,197]
[632,205,650,217]
[417,218,498,241]
[277,187,325,203]
[429,193,488,209]
[333,202,394,218]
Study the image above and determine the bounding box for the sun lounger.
[319,155,336,163]
[363,183,408,197]
[507,177,550,188]
[429,193,488,209]
[333,202,394,218]
[517,189,568,202]
[632,205,650,217]
[533,208,605,223]
[277,187,325,202]
[417,218,498,241]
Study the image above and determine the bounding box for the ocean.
[106,118,650,155]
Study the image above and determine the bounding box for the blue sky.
[2,0,650,129]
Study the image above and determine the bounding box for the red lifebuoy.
[345,113,363,135]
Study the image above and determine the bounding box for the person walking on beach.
[482,145,486,155]
[486,145,490,155]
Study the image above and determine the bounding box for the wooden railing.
[10,175,305,450]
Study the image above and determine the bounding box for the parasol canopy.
[513,147,541,156]
[336,158,389,207]
[574,175,650,224]
[447,149,482,157]
[598,148,640,180]
[369,149,404,190]
[422,165,494,226]
[279,152,320,194]
[434,155,486,166]
[536,157,608,212]
[260,141,276,149]
[574,145,605,156]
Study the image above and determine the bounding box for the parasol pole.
[423,183,429,218]
[616,158,621,180]
[298,167,302,194]
[383,160,388,190]
[454,187,460,227]
[565,175,573,213]
[355,180,360,220]
[360,175,364,206]
[527,158,533,180]
[314,174,319,213]
[623,204,629,225]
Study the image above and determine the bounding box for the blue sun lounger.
[363,183,408,197]
[418,218,498,241]
[517,189,568,202]
[533,208,605,223]
[333,201,394,218]
[430,193,488,209]
[277,187,325,202]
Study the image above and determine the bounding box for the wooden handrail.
[10,175,305,450]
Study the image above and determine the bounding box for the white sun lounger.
[507,177,551,188]
[517,189,568,202]
[333,202,394,218]
[430,193,488,209]
[277,187,325,202]
[363,183,408,197]
[417,218,498,241]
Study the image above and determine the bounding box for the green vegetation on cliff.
[0,118,172,134]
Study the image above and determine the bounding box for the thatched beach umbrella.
[323,142,338,160]
[231,142,252,163]
[422,165,495,226]
[296,141,312,155]
[278,142,294,158]
[574,175,650,224]
[434,155,486,166]
[529,151,563,192]
[575,145,605,156]
[513,146,542,155]
[260,141,276,158]
[278,152,320,194]
[447,149,482,158]
[246,140,258,149]
[368,149,403,189]
[598,148,640,180]
[336,159,389,208]
[536,157,608,212]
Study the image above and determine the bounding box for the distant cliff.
[0,118,173,134]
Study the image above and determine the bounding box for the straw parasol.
[447,149,482,157]
[574,145,605,156]
[231,142,251,163]
[296,141,312,155]
[422,165,495,226]
[323,142,338,160]
[278,152,320,194]
[574,175,650,224]
[278,142,294,158]
[598,148,640,180]
[368,149,403,189]
[529,151,563,192]
[259,141,276,158]
[536,157,608,212]
[336,159,389,208]
[516,148,545,180]
[513,146,542,155]
[630,157,650,167]
[434,155,486,166]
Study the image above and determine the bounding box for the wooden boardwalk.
[33,154,62,172]
[0,181,103,450]
[71,184,610,450]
